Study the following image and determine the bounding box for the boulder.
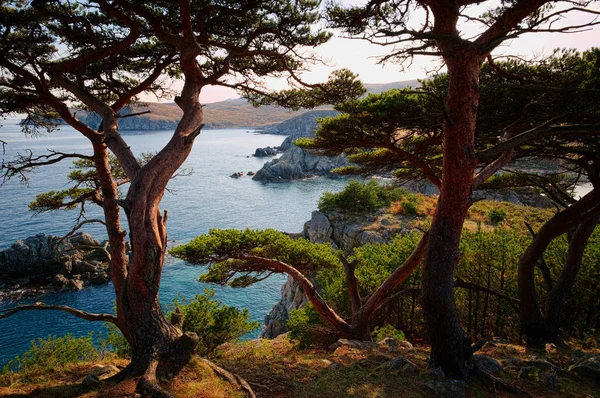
[387,356,419,373]
[230,171,244,178]
[472,354,503,374]
[329,339,378,352]
[254,147,278,157]
[568,351,600,384]
[378,337,401,352]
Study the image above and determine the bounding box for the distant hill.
[65,80,421,130]
[364,79,421,94]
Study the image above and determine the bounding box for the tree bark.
[519,189,600,345]
[421,47,482,379]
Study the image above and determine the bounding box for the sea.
[0,119,349,366]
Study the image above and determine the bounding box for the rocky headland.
[251,110,352,182]
[261,208,409,338]
[0,233,112,301]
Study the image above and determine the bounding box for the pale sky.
[192,2,600,104]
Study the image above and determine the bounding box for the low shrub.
[175,289,260,357]
[318,180,406,213]
[371,324,405,342]
[2,334,100,374]
[488,208,507,224]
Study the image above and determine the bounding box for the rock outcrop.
[0,232,112,301]
[260,209,409,338]
[253,147,279,157]
[252,144,350,182]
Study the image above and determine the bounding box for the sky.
[191,2,600,104]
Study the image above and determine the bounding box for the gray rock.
[472,354,503,374]
[254,147,278,157]
[425,380,467,398]
[0,232,114,299]
[305,211,333,244]
[329,339,378,351]
[378,337,401,352]
[388,356,419,373]
[522,356,561,373]
[230,171,244,178]
[252,143,350,182]
[568,351,600,384]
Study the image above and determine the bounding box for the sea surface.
[0,119,349,366]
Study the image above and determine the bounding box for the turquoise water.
[0,119,349,365]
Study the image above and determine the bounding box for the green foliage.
[287,304,332,348]
[2,334,100,374]
[101,323,131,359]
[371,324,405,342]
[170,229,341,288]
[318,180,407,213]
[488,209,507,224]
[173,289,260,357]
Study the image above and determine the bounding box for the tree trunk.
[519,190,600,345]
[421,50,481,380]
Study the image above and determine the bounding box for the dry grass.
[1,337,599,397]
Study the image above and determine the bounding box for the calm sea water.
[0,119,349,365]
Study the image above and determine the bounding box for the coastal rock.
[253,144,350,182]
[260,275,309,338]
[254,147,278,157]
[230,171,244,178]
[0,232,112,300]
[262,210,407,338]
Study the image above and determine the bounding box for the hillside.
[64,80,421,130]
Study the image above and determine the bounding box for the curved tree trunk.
[421,50,482,380]
[519,189,600,345]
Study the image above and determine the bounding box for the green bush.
[318,180,406,213]
[175,289,260,356]
[488,208,507,224]
[287,304,337,348]
[3,334,100,373]
[371,324,405,342]
[101,322,131,359]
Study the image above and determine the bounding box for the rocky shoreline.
[0,233,112,302]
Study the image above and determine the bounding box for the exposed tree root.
[199,358,257,398]
[136,360,174,398]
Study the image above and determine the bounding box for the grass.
[1,335,599,397]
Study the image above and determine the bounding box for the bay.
[0,119,348,366]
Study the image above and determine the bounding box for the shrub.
[488,208,507,224]
[101,322,131,359]
[175,289,260,356]
[287,304,338,348]
[371,324,405,342]
[3,334,100,373]
[318,180,406,213]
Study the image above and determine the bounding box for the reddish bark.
[519,190,600,345]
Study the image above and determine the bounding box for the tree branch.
[0,304,117,323]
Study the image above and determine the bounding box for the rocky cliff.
[260,209,410,338]
[252,144,350,182]
[0,232,112,301]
